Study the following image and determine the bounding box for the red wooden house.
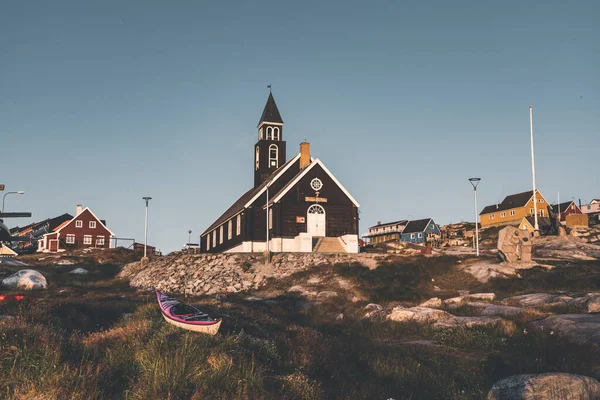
[550,201,583,223]
[39,205,114,253]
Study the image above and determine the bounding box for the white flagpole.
[530,105,539,232]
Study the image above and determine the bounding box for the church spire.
[258,92,284,126]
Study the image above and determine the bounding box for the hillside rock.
[434,316,503,330]
[69,268,89,275]
[497,226,532,262]
[467,302,525,317]
[419,297,442,308]
[504,293,572,307]
[1,269,47,290]
[487,373,600,400]
[387,306,452,323]
[119,252,396,297]
[529,314,600,346]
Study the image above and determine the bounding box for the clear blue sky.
[2,1,598,253]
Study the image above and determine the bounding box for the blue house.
[400,218,440,244]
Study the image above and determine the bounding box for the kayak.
[155,291,222,335]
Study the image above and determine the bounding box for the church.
[200,92,360,253]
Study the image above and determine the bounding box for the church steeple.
[258,92,284,126]
[254,92,286,187]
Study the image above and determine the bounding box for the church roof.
[258,92,283,125]
[201,154,300,236]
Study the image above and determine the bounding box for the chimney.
[76,205,83,215]
[300,141,311,169]
[496,203,499,210]
[377,221,381,225]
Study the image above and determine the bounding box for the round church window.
[310,178,323,191]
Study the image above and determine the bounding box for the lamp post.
[188,230,192,245]
[469,178,481,256]
[2,191,25,214]
[142,197,152,258]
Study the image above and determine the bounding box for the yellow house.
[480,190,549,228]
[519,216,553,235]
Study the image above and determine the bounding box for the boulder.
[504,293,572,307]
[468,302,525,317]
[316,291,338,300]
[434,316,503,330]
[387,306,452,323]
[419,297,442,308]
[363,303,384,319]
[497,226,532,262]
[69,268,89,275]
[486,373,600,400]
[529,314,600,346]
[1,269,48,290]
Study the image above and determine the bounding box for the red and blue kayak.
[156,291,222,335]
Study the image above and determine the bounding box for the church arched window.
[266,126,273,140]
[255,147,260,170]
[269,144,278,167]
[259,127,263,140]
[272,127,279,141]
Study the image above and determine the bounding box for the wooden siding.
[480,191,549,228]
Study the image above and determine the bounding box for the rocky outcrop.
[1,269,47,290]
[433,316,504,330]
[467,302,525,317]
[568,293,600,313]
[387,306,452,323]
[69,268,89,275]
[487,373,600,400]
[504,293,572,307]
[497,226,532,262]
[461,260,552,283]
[419,297,442,308]
[529,314,600,347]
[119,252,389,296]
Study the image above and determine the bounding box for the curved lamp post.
[2,191,25,214]
[469,178,481,256]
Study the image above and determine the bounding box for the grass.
[1,254,599,399]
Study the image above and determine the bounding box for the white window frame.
[228,220,232,240]
[417,233,423,238]
[255,147,260,170]
[259,127,263,140]
[213,231,216,247]
[500,212,506,218]
[83,235,92,245]
[410,233,415,239]
[269,144,278,168]
[96,236,105,246]
[489,214,494,220]
[539,198,544,203]
[236,214,241,236]
[510,210,515,216]
[75,220,83,228]
[269,208,273,229]
[272,127,279,141]
[89,221,96,229]
[66,234,75,244]
[207,234,210,250]
[219,226,223,244]
[266,126,273,140]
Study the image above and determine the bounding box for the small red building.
[39,205,114,253]
[551,201,583,223]
[133,242,157,255]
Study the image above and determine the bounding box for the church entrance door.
[307,204,326,237]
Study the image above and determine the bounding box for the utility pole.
[142,197,152,259]
[530,105,539,232]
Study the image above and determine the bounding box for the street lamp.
[2,191,25,214]
[188,230,192,245]
[529,105,539,233]
[469,178,481,257]
[142,197,152,258]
